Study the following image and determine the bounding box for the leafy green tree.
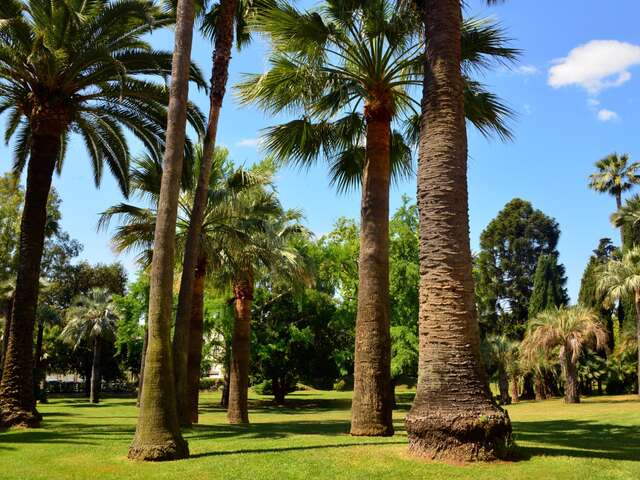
[239,0,516,437]
[528,254,569,319]
[61,288,120,403]
[522,306,607,403]
[0,0,205,429]
[589,153,640,245]
[476,198,563,339]
[0,174,23,282]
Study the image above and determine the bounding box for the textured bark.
[350,113,394,437]
[137,326,148,407]
[90,338,102,404]
[0,127,61,428]
[128,0,195,461]
[227,275,253,424]
[634,290,640,396]
[186,256,207,424]
[563,354,579,404]
[172,0,237,427]
[509,377,519,404]
[534,375,546,401]
[1,296,13,375]
[405,0,511,461]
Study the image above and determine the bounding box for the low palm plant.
[61,288,119,404]
[522,306,607,403]
[482,334,519,405]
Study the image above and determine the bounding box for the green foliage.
[476,198,564,338]
[528,254,569,319]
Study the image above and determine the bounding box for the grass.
[1,390,639,480]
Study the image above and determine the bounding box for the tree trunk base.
[405,408,512,462]
[227,412,249,425]
[127,438,189,462]
[0,402,42,429]
[350,422,394,437]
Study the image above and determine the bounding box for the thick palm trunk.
[405,0,511,461]
[227,275,253,424]
[128,0,196,461]
[90,338,102,404]
[172,0,238,426]
[0,128,61,428]
[186,256,207,424]
[563,355,579,403]
[350,115,393,437]
[137,325,148,407]
[534,374,546,401]
[634,290,640,396]
[510,376,519,403]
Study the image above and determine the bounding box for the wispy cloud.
[236,138,260,148]
[515,64,540,76]
[548,40,640,94]
[597,109,620,122]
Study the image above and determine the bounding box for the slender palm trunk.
[90,338,102,404]
[563,351,579,403]
[510,376,519,403]
[0,126,61,428]
[405,0,511,461]
[497,368,510,405]
[137,325,148,407]
[227,274,253,424]
[186,256,207,424]
[634,290,640,396]
[33,320,44,402]
[128,0,196,461]
[350,114,393,437]
[616,192,624,247]
[172,0,238,426]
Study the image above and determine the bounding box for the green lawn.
[1,390,639,479]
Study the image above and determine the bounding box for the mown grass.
[1,389,639,479]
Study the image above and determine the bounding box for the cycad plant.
[61,288,119,404]
[598,246,640,395]
[0,0,205,428]
[237,0,516,437]
[521,306,607,403]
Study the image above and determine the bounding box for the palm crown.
[0,0,206,195]
[61,288,119,349]
[589,153,640,204]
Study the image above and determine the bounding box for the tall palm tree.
[521,306,607,403]
[100,146,272,423]
[61,288,119,404]
[0,0,205,430]
[589,153,640,245]
[598,246,640,395]
[238,0,515,437]
[405,0,513,460]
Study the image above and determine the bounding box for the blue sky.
[1,0,639,301]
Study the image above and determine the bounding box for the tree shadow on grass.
[0,422,135,447]
[512,419,640,462]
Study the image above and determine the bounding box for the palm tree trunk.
[534,374,546,401]
[272,376,286,406]
[405,0,511,461]
[186,256,207,424]
[227,274,253,424]
[128,0,196,461]
[172,0,238,427]
[498,368,510,405]
[616,192,624,247]
[350,114,393,437]
[563,354,579,403]
[33,320,45,402]
[510,376,519,403]
[90,338,102,404]
[635,290,640,396]
[137,324,148,407]
[0,127,61,428]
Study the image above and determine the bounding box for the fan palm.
[0,0,205,429]
[598,246,640,395]
[589,153,640,245]
[405,0,513,460]
[482,335,519,405]
[521,306,607,403]
[237,0,516,437]
[99,147,274,423]
[61,288,120,404]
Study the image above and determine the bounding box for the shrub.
[199,377,224,391]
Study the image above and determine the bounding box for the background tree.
[482,334,519,405]
[522,306,607,403]
[589,153,640,245]
[528,254,569,319]
[61,288,120,404]
[476,198,563,339]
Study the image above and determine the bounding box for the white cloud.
[597,109,620,122]
[548,40,640,94]
[515,65,539,76]
[587,98,600,108]
[236,138,260,148]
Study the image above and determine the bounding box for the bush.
[253,379,273,395]
[199,377,224,391]
[333,378,349,391]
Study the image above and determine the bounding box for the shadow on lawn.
[513,419,640,462]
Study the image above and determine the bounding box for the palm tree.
[482,335,519,405]
[100,146,272,423]
[404,0,514,460]
[521,306,607,403]
[238,0,515,437]
[589,153,640,245]
[598,246,640,395]
[61,289,119,404]
[0,0,205,429]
